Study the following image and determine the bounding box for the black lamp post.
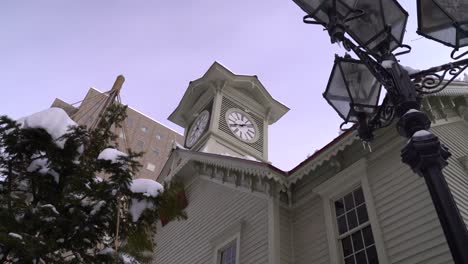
[291,0,468,263]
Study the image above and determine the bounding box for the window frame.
[313,158,388,264]
[146,163,156,172]
[211,221,243,264]
[217,238,238,264]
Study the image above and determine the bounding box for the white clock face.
[226,109,258,143]
[186,110,210,148]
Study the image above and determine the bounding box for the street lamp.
[291,0,468,263]
[417,0,468,58]
[324,55,382,141]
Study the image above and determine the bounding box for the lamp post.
[291,0,468,263]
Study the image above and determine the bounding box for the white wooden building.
[154,62,468,264]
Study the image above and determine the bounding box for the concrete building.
[154,62,468,264]
[51,84,184,179]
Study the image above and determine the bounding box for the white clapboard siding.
[154,177,269,264]
[280,206,292,264]
[431,121,468,227]
[368,133,453,264]
[292,195,330,264]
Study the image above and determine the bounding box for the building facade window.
[146,163,156,172]
[218,241,237,264]
[313,159,388,264]
[211,221,243,264]
[141,126,149,133]
[155,133,163,140]
[152,148,160,156]
[335,187,378,264]
[136,140,145,150]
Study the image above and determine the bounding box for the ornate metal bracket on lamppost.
[291,0,468,263]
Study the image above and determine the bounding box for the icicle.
[362,141,372,152]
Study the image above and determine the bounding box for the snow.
[0,174,6,182]
[130,178,163,197]
[121,253,139,264]
[401,65,420,75]
[404,109,421,115]
[90,201,106,216]
[18,108,77,148]
[129,198,154,222]
[244,155,259,162]
[381,60,394,69]
[97,247,115,255]
[39,204,59,215]
[27,156,59,183]
[8,233,23,240]
[27,157,49,174]
[129,179,163,222]
[413,130,432,138]
[97,148,127,163]
[56,238,64,243]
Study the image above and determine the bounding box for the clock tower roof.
[168,61,289,128]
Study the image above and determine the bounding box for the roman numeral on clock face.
[227,110,257,142]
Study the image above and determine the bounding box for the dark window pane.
[354,188,365,205]
[335,199,345,217]
[347,210,358,230]
[344,193,355,211]
[357,204,369,224]
[362,226,375,246]
[345,256,356,264]
[338,215,348,234]
[355,250,367,264]
[352,231,364,251]
[342,236,353,257]
[366,246,379,264]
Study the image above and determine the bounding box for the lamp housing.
[323,55,382,123]
[417,0,468,49]
[293,0,408,56]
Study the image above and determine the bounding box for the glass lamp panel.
[418,0,468,48]
[293,0,357,24]
[346,0,407,55]
[324,61,353,121]
[340,60,381,117]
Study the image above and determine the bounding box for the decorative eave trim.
[163,149,288,190]
[287,130,357,186]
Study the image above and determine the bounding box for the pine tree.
[0,105,186,263]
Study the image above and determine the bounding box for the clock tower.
[168,62,289,162]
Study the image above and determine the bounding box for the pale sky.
[0,1,458,170]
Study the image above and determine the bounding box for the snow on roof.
[18,107,77,148]
[130,178,164,197]
[97,148,128,163]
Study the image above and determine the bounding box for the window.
[218,241,237,264]
[313,159,387,264]
[211,221,243,264]
[141,126,149,133]
[136,140,145,150]
[146,163,156,172]
[335,187,378,264]
[155,133,164,140]
[152,148,160,156]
